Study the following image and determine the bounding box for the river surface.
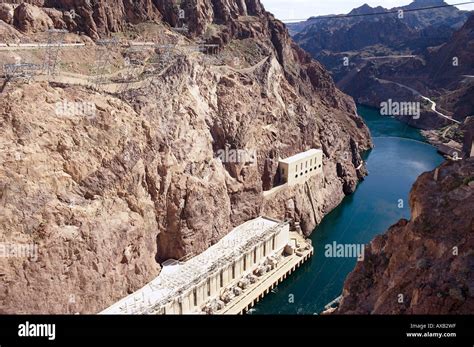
[252,105,444,314]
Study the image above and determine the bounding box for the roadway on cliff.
[375,77,461,125]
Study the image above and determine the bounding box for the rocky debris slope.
[0,0,371,313]
[335,158,474,314]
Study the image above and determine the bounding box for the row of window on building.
[159,235,277,314]
[294,160,322,179]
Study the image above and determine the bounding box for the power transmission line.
[43,29,67,76]
[257,1,474,23]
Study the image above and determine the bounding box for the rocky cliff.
[291,0,469,57]
[289,1,473,130]
[335,158,474,314]
[0,0,371,313]
[344,13,474,128]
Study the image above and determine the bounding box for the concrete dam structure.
[101,217,313,315]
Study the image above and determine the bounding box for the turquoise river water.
[252,105,444,314]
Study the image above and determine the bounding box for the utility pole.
[91,37,119,89]
[119,46,149,97]
[43,29,68,77]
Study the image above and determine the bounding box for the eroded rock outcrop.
[13,3,54,33]
[335,158,474,314]
[0,3,14,25]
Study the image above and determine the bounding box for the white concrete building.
[101,217,290,315]
[279,149,323,186]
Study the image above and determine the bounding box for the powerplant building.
[279,149,323,186]
[101,217,313,315]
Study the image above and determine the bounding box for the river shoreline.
[251,105,444,315]
[358,104,466,159]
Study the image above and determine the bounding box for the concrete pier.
[219,232,313,315]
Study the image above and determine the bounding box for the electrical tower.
[119,46,148,96]
[43,29,68,76]
[92,37,119,89]
[3,62,41,83]
[155,44,177,64]
[139,44,177,90]
[191,40,220,64]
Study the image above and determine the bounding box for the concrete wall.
[279,150,323,186]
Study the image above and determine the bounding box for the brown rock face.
[335,158,474,314]
[3,0,163,38]
[0,0,371,313]
[0,84,161,314]
[42,8,67,30]
[13,3,54,32]
[0,4,15,25]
